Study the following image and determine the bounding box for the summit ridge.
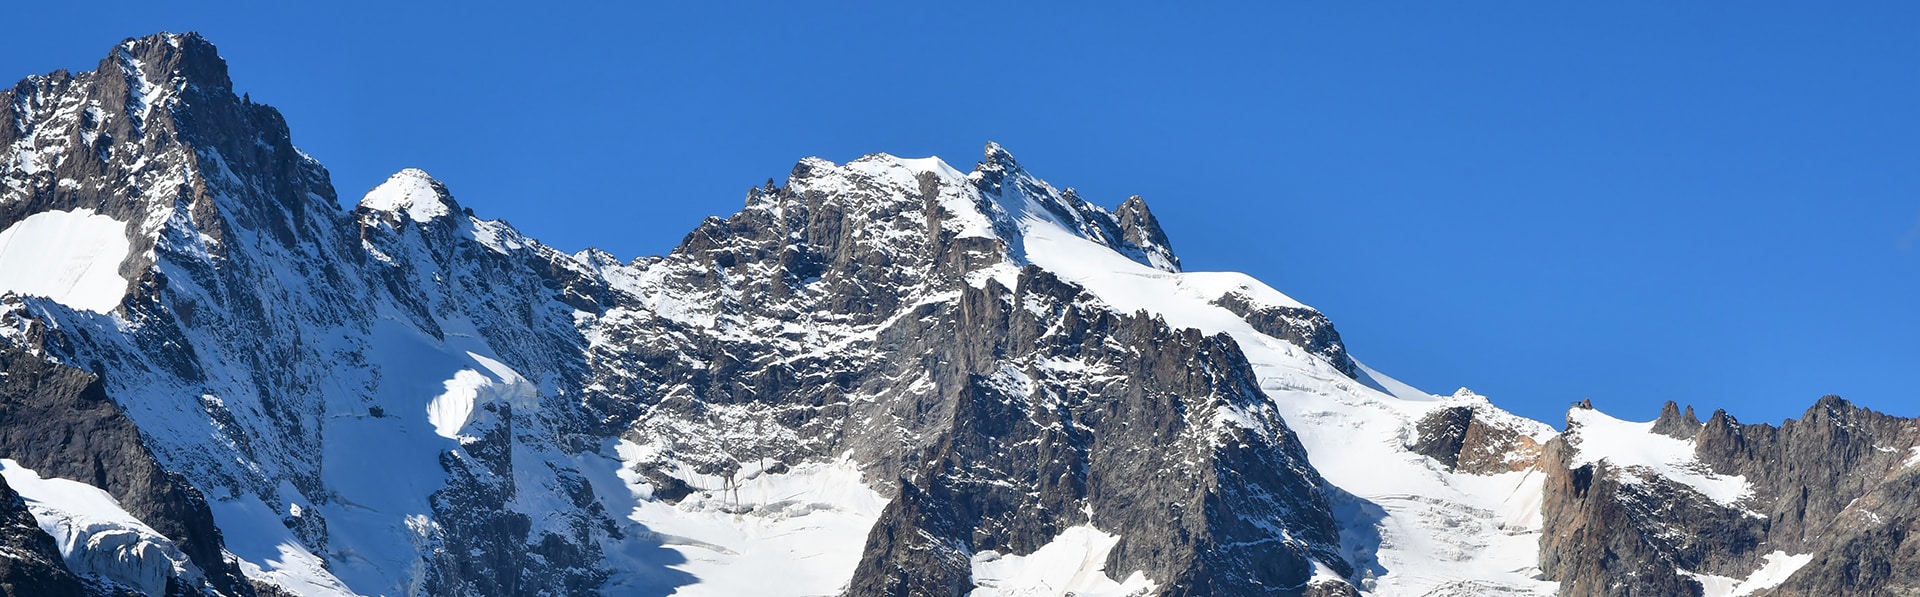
[0,31,1914,597]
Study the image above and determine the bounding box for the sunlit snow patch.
[0,208,131,313]
[998,184,1559,595]
[0,459,196,595]
[427,351,538,440]
[1566,408,1753,507]
[613,443,887,596]
[427,369,492,439]
[969,525,1154,597]
[1682,551,1815,597]
[359,168,452,221]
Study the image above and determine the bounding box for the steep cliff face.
[1407,389,1546,475]
[0,340,238,596]
[586,144,1365,595]
[1535,396,1920,597]
[1698,397,1920,596]
[0,33,633,595]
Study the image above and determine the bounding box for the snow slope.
[0,208,131,313]
[610,445,886,597]
[1566,408,1753,508]
[970,526,1156,597]
[359,169,454,221]
[1683,551,1816,597]
[979,163,1562,595]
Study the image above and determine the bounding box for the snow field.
[611,443,887,597]
[1565,407,1753,507]
[0,208,131,313]
[994,172,1559,595]
[969,526,1155,597]
[1682,551,1815,597]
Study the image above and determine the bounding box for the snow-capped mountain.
[1,32,1916,597]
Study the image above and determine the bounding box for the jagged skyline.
[3,30,1920,595]
[1,3,1915,445]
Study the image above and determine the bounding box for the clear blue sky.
[5,2,1916,427]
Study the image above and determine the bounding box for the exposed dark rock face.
[1697,396,1920,596]
[1650,401,1702,439]
[1541,396,1920,597]
[1410,407,1477,470]
[1113,195,1180,271]
[1210,293,1357,379]
[841,270,1348,595]
[1408,403,1543,475]
[1763,482,1920,596]
[1540,437,1707,597]
[0,337,242,596]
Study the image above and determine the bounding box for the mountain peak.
[1114,195,1178,271]
[982,140,1018,170]
[359,168,460,222]
[107,31,231,94]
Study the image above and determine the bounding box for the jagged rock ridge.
[0,31,1914,597]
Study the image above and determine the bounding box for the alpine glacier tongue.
[0,459,196,597]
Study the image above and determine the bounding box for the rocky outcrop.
[1763,485,1920,595]
[1210,292,1357,379]
[1112,195,1180,272]
[842,270,1348,595]
[1696,396,1920,596]
[1540,396,1920,596]
[0,336,242,596]
[1408,403,1543,475]
[1540,436,1713,596]
[1650,401,1702,439]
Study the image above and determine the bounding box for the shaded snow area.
[0,459,198,595]
[358,168,452,221]
[969,526,1155,597]
[194,316,522,597]
[609,443,886,596]
[204,495,355,597]
[992,173,1560,595]
[1682,551,1816,597]
[1565,408,1754,507]
[0,208,130,313]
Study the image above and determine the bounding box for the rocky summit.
[0,32,1915,597]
